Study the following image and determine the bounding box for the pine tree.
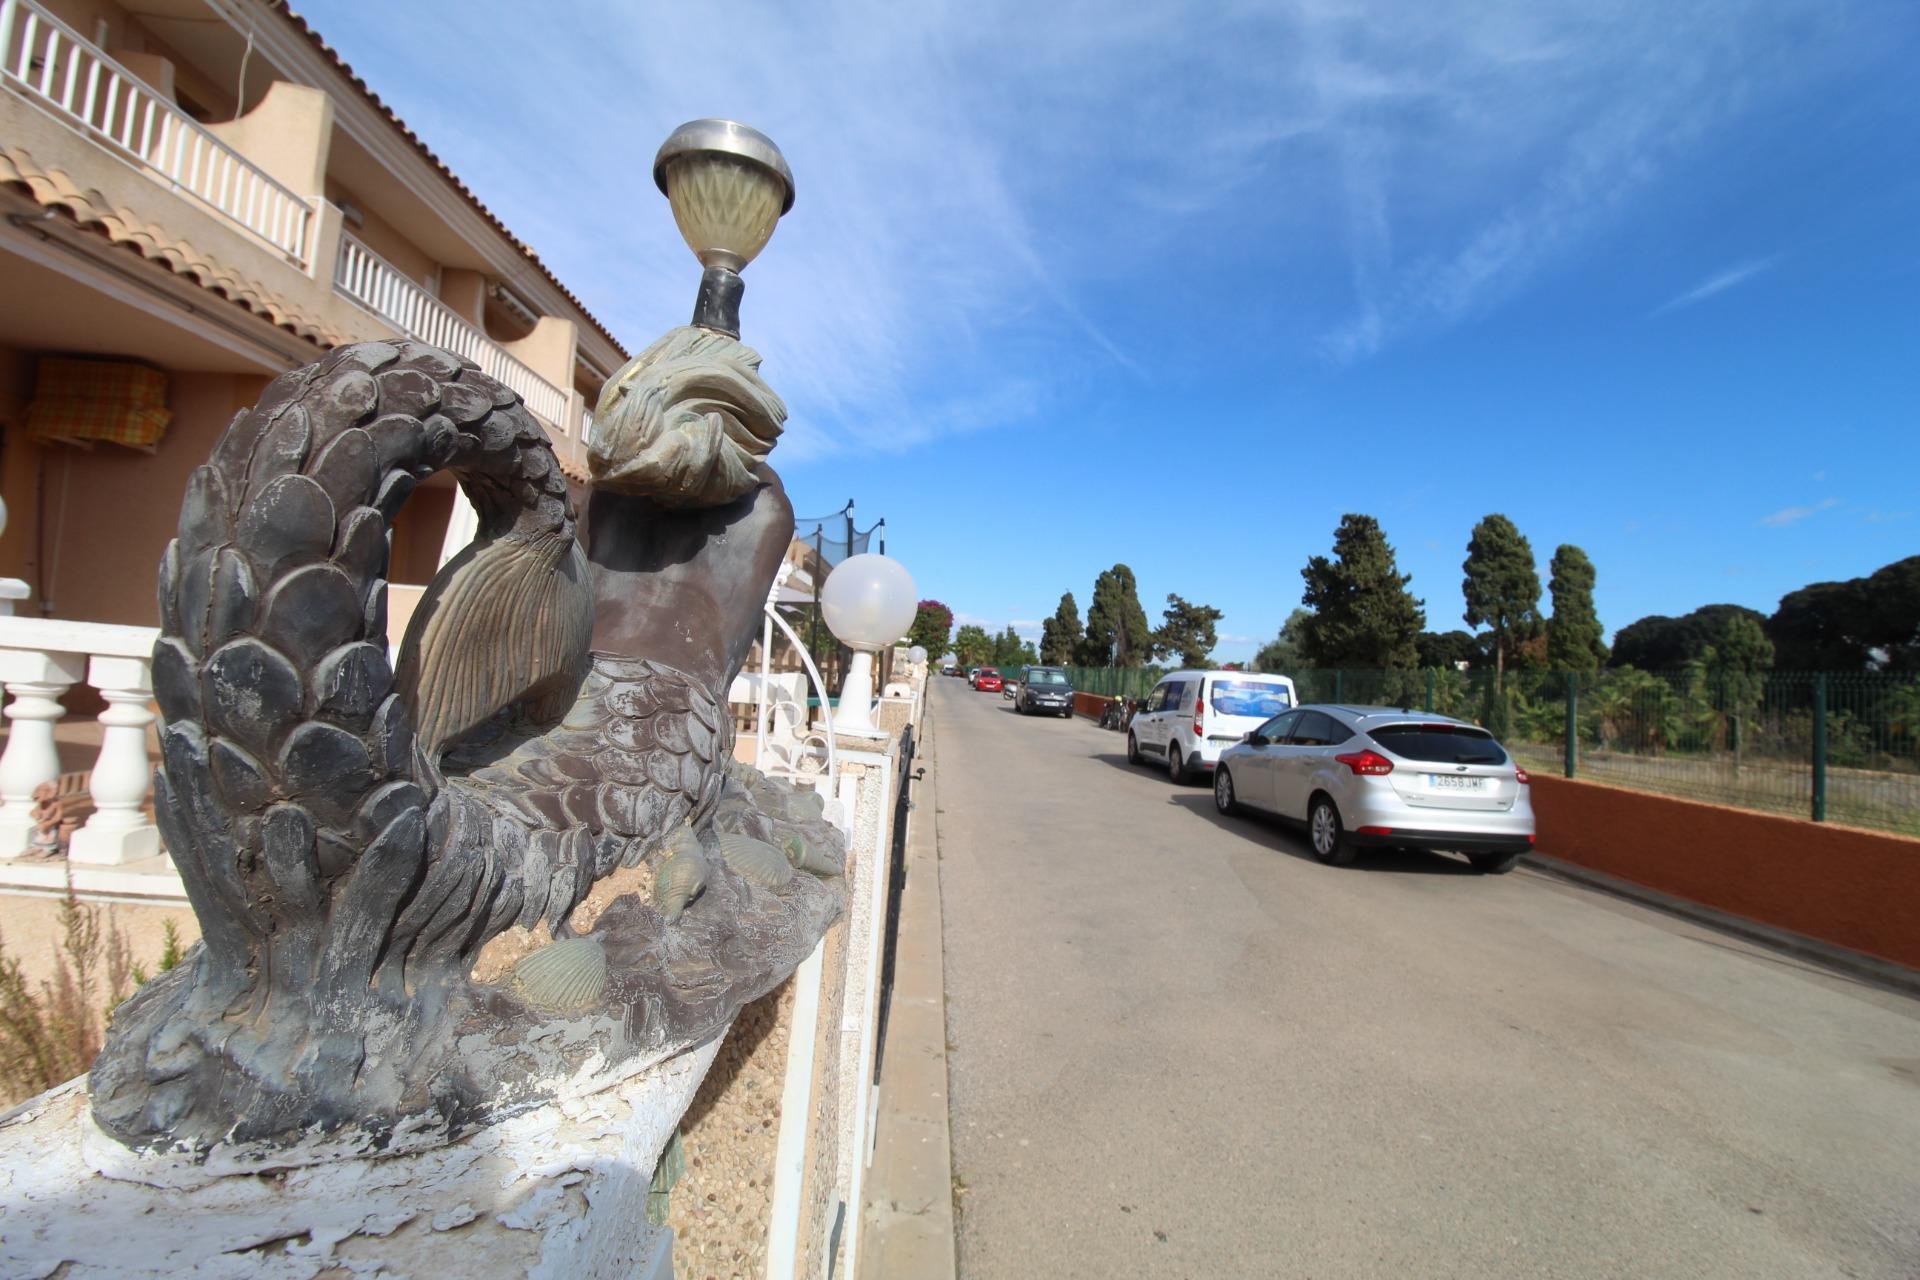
[1040,592,1084,666]
[1545,546,1606,671]
[1082,565,1153,667]
[1153,594,1224,667]
[1462,514,1542,687]
[1298,515,1425,668]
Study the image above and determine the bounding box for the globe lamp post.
[908,645,928,668]
[820,554,917,737]
[653,118,796,338]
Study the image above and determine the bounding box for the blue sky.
[301,0,1919,662]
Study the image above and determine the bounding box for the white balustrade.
[0,647,84,855]
[0,0,313,264]
[334,232,571,430]
[68,653,158,864]
[0,618,160,865]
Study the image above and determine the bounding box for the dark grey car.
[1014,666,1075,717]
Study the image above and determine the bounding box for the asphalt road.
[931,678,1920,1279]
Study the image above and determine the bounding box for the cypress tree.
[1041,592,1085,666]
[1462,514,1542,686]
[1083,565,1153,667]
[1545,545,1607,671]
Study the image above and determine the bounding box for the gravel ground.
[478,858,798,1279]
[669,977,794,1280]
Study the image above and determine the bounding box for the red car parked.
[974,668,1004,692]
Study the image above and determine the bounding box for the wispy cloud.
[1760,497,1841,527]
[1315,4,1837,362]
[1654,256,1780,315]
[299,0,1861,436]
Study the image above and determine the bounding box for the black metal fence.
[1066,665,1920,836]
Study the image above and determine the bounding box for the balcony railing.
[334,231,571,430]
[0,0,312,264]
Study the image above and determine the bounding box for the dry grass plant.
[0,876,180,1107]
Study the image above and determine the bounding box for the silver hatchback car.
[1212,705,1536,873]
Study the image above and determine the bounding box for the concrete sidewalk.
[857,703,958,1278]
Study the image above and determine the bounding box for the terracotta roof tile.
[277,2,629,363]
[0,144,349,348]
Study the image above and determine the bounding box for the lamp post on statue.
[820,553,917,737]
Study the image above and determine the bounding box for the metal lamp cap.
[652,119,796,214]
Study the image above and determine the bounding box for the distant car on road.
[1211,705,1535,873]
[1013,666,1075,717]
[967,667,983,686]
[974,668,1004,693]
[943,664,962,677]
[1127,670,1298,784]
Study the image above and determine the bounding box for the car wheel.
[1468,852,1521,875]
[1126,732,1141,765]
[1214,767,1239,815]
[1167,740,1188,785]
[1309,796,1358,866]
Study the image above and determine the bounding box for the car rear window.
[1370,724,1508,765]
[1209,679,1292,719]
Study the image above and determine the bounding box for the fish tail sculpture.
[91,335,842,1157]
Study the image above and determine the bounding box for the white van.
[1127,670,1298,784]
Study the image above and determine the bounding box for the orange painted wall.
[1530,775,1920,971]
[32,372,269,627]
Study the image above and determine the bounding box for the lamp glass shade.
[820,554,918,652]
[908,646,928,664]
[664,154,786,273]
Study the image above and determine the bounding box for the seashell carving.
[506,936,608,1012]
[655,846,709,923]
[717,832,794,889]
[782,833,841,878]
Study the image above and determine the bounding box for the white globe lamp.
[908,645,928,667]
[820,553,917,736]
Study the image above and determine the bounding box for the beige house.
[0,0,624,637]
[0,0,625,887]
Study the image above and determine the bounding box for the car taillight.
[1514,766,1531,785]
[1194,687,1204,738]
[1334,749,1394,776]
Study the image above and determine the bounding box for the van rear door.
[1202,677,1295,746]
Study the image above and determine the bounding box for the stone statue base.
[0,1042,715,1279]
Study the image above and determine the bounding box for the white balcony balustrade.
[0,618,160,866]
[0,0,313,264]
[334,232,571,430]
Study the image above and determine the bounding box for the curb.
[1522,853,1920,1001]
[856,699,958,1278]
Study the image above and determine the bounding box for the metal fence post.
[1425,668,1435,713]
[1564,672,1577,779]
[1811,673,1827,823]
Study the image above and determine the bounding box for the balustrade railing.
[0,618,159,866]
[0,0,312,263]
[334,232,571,430]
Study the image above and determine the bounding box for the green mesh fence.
[1064,665,1920,835]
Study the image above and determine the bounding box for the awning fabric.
[27,357,172,450]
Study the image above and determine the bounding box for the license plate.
[1427,774,1487,791]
